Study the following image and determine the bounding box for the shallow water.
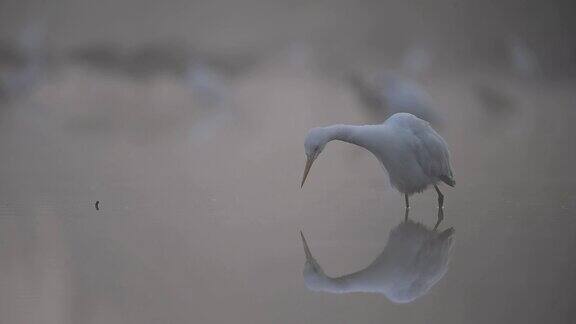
[1,58,575,323]
[1,1,576,322]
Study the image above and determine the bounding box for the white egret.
[185,63,227,108]
[508,36,539,77]
[380,74,439,125]
[300,212,455,303]
[347,72,438,125]
[402,42,433,77]
[301,113,455,210]
[0,24,45,99]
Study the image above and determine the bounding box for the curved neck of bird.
[301,232,395,295]
[305,259,395,294]
[320,124,375,151]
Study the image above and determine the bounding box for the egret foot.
[434,185,444,209]
[434,207,444,230]
[404,194,410,209]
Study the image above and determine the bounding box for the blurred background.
[1,0,575,323]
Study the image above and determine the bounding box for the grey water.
[1,0,576,323]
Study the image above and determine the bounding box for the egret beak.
[300,230,313,261]
[300,155,315,188]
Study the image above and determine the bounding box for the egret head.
[301,127,327,187]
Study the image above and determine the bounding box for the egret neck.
[301,230,395,294]
[319,124,379,151]
[304,265,395,294]
[300,124,384,187]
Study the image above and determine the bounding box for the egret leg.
[404,194,410,209]
[434,185,444,209]
[434,207,444,230]
[404,207,409,222]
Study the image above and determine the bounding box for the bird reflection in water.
[300,209,454,303]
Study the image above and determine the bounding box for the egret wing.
[409,121,453,182]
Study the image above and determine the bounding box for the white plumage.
[347,73,438,125]
[300,216,455,303]
[382,75,436,122]
[301,113,454,209]
[508,37,539,77]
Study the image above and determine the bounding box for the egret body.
[301,113,455,210]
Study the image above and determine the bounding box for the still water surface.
[0,52,575,323]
